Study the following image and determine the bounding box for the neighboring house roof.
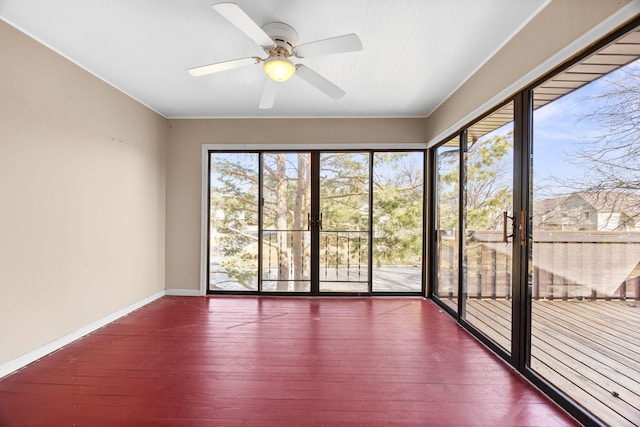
[574,191,640,220]
[534,191,640,227]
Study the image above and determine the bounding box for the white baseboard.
[0,290,165,379]
[165,288,202,296]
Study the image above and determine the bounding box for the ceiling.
[0,0,548,119]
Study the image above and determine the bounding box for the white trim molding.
[165,288,201,297]
[0,290,165,379]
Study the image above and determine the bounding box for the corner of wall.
[0,291,165,379]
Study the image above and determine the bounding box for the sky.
[533,83,599,183]
[532,60,640,191]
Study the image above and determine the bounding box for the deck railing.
[262,230,369,282]
[319,230,369,282]
[441,230,640,301]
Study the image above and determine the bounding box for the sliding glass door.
[318,152,370,292]
[372,152,424,293]
[463,102,515,355]
[433,137,461,312]
[528,35,640,426]
[261,152,311,292]
[208,152,259,291]
[207,149,424,295]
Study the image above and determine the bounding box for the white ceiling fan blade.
[259,77,278,109]
[294,34,362,58]
[189,57,259,77]
[212,2,275,48]
[295,65,345,100]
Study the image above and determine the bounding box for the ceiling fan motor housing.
[262,22,298,55]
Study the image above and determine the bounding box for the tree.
[262,153,310,291]
[569,63,640,194]
[438,131,514,231]
[372,153,424,267]
[209,153,260,289]
[318,152,370,274]
[292,154,310,285]
[436,145,460,233]
[467,132,513,230]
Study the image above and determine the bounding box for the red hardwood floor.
[0,296,577,426]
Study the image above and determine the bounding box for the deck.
[463,298,640,426]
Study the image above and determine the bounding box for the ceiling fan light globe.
[264,57,295,82]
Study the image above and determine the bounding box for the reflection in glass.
[463,102,514,353]
[372,152,424,292]
[209,153,259,291]
[434,138,460,311]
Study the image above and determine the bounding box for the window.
[207,149,425,295]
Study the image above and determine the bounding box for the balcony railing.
[262,229,369,282]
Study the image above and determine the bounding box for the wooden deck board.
[533,303,640,371]
[466,299,640,426]
[465,299,512,351]
[532,322,640,424]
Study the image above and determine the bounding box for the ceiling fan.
[189,2,363,109]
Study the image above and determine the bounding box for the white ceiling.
[0,0,548,118]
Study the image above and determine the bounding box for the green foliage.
[438,132,513,231]
[209,154,260,287]
[372,153,424,266]
[319,152,369,231]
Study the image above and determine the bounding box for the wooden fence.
[441,230,640,300]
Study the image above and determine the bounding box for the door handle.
[307,212,311,230]
[503,211,514,243]
[319,212,323,230]
[520,210,527,246]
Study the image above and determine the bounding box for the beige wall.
[165,118,428,291]
[424,0,635,144]
[0,21,167,365]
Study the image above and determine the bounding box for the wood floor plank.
[0,296,576,426]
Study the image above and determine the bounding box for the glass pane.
[209,152,259,291]
[319,152,370,293]
[530,45,640,425]
[463,103,514,353]
[434,138,460,311]
[262,153,311,292]
[372,152,424,292]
